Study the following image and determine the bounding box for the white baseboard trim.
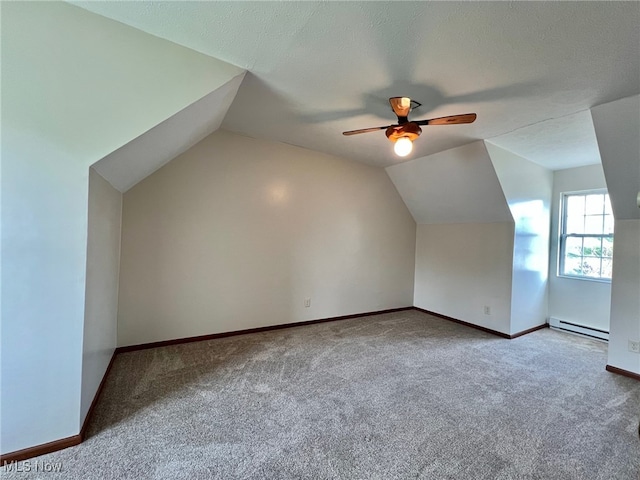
[549,317,609,341]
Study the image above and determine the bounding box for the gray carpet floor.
[3,310,639,479]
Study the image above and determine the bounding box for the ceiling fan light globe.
[394,137,413,157]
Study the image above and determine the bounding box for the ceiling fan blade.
[389,97,412,119]
[342,126,391,136]
[415,113,477,126]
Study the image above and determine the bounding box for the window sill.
[557,274,611,284]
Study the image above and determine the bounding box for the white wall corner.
[81,168,122,425]
[386,141,515,334]
[485,142,553,334]
[591,95,640,375]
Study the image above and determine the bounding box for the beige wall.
[118,131,416,346]
[414,222,515,335]
[81,169,122,424]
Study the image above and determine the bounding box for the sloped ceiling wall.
[387,141,514,335]
[71,1,640,169]
[1,1,244,455]
[387,140,554,335]
[3,2,244,167]
[93,73,246,192]
[591,95,640,220]
[385,141,512,224]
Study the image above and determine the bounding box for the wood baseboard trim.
[412,307,511,338]
[606,364,640,382]
[1,351,117,465]
[80,351,117,440]
[115,306,414,353]
[509,323,549,339]
[0,434,81,465]
[412,307,547,339]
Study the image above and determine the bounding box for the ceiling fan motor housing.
[386,122,422,143]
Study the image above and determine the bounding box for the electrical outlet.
[484,306,491,316]
[628,340,640,354]
[304,298,311,308]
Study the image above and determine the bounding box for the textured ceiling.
[72,1,640,169]
[487,110,601,171]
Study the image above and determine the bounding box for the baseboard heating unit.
[549,317,609,341]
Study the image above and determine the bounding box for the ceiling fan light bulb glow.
[394,137,413,157]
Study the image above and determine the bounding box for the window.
[559,190,613,281]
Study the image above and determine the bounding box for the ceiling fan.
[343,97,477,157]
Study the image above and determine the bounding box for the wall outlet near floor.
[628,340,640,354]
[484,306,491,316]
[304,298,311,308]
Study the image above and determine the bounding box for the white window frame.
[558,189,613,283]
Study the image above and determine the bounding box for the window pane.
[560,191,613,281]
[585,215,604,234]
[565,236,583,257]
[583,237,602,257]
[601,258,613,279]
[603,214,614,234]
[563,255,582,276]
[582,257,602,278]
[566,195,585,217]
[585,194,604,215]
[566,214,584,234]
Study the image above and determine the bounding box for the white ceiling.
[486,110,601,171]
[73,1,640,169]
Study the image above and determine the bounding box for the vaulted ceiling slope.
[94,73,245,192]
[386,141,512,225]
[592,95,640,220]
[5,1,245,176]
[72,1,639,169]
